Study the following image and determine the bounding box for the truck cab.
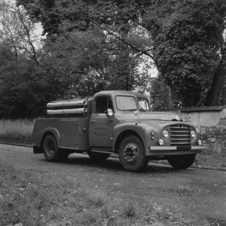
[32,90,205,172]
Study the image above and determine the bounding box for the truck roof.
[96,90,147,99]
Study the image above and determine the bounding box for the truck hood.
[138,111,181,121]
[115,111,182,123]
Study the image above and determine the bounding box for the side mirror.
[105,108,113,117]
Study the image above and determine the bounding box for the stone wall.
[180,106,226,153]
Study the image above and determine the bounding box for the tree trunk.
[163,85,173,110]
[221,85,226,105]
[205,44,226,106]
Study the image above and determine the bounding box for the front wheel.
[167,154,196,169]
[119,135,149,172]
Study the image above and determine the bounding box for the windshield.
[116,96,137,111]
[138,97,151,112]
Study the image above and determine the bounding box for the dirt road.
[1,143,226,226]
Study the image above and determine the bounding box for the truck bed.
[32,117,91,151]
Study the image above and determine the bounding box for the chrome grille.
[170,124,191,146]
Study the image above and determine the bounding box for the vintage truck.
[32,90,205,172]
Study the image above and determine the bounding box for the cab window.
[116,96,137,111]
[95,96,114,114]
[138,97,151,112]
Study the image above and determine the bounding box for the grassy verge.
[0,162,167,226]
[196,150,226,169]
[0,119,33,144]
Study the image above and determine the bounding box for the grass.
[0,119,225,169]
[0,119,34,144]
[196,150,226,169]
[0,162,163,226]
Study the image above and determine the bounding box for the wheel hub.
[46,141,55,156]
[123,143,139,163]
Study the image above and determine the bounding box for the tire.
[167,154,196,170]
[88,152,110,161]
[119,135,149,172]
[43,134,69,162]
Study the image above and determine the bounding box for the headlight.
[163,130,169,138]
[191,131,196,139]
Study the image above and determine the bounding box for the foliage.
[0,44,67,118]
[0,2,69,118]
[16,0,153,97]
[150,77,173,110]
[144,0,226,107]
[44,30,152,96]
[17,0,226,108]
[0,2,41,63]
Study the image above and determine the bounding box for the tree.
[150,76,173,111]
[0,1,68,118]
[0,41,68,118]
[144,0,226,107]
[17,0,226,107]
[17,0,153,96]
[0,1,41,64]
[205,42,226,106]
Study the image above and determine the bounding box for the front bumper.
[146,145,206,156]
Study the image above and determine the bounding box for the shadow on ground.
[36,153,189,174]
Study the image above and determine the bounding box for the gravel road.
[1,143,226,226]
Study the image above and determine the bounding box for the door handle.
[91,120,96,123]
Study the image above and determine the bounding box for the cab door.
[89,95,114,148]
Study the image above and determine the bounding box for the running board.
[91,149,119,158]
[91,149,112,154]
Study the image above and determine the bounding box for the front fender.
[113,122,160,153]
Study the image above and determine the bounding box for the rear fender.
[33,128,61,148]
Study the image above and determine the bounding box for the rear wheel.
[119,135,148,172]
[43,134,69,162]
[88,152,110,161]
[167,154,196,169]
